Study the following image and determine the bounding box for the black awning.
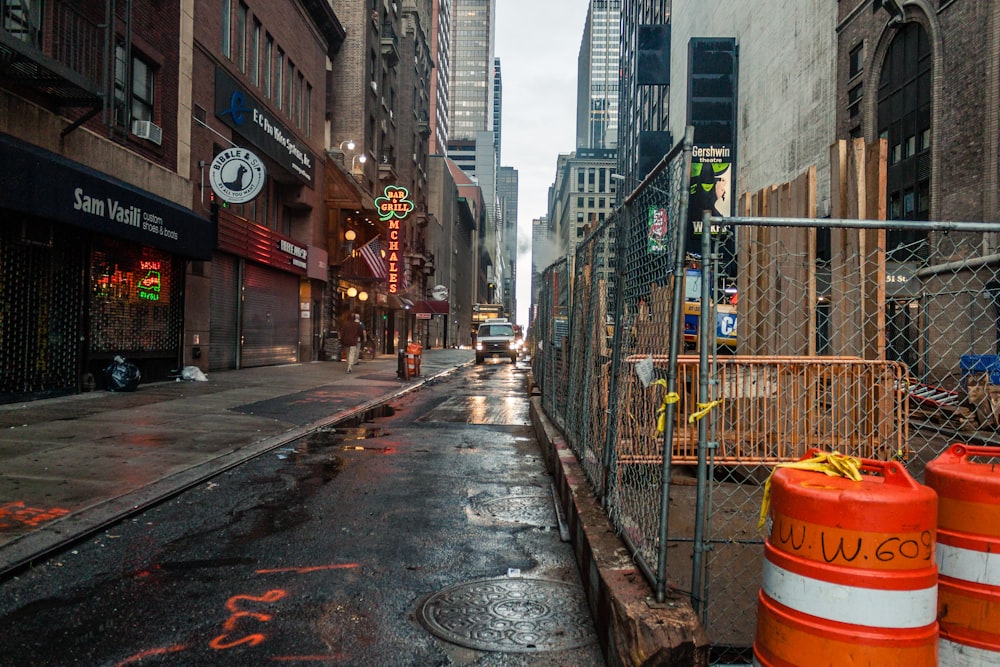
[412,299,449,315]
[0,132,215,260]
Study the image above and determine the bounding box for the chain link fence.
[531,130,1000,658]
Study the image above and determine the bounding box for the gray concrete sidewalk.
[0,348,474,576]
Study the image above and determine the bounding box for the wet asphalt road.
[0,359,604,666]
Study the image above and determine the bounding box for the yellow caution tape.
[757,451,863,534]
[687,400,722,424]
[652,379,680,434]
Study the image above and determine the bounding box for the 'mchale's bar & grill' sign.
[376,185,413,294]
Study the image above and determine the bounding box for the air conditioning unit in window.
[132,119,162,145]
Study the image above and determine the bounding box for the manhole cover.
[477,495,555,526]
[417,577,596,652]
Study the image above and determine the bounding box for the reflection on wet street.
[421,395,531,425]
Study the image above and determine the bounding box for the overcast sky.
[495,0,589,326]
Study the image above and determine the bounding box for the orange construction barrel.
[925,443,1000,666]
[754,452,939,667]
[406,342,422,377]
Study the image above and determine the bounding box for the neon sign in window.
[138,270,161,300]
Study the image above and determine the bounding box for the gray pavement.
[0,348,474,577]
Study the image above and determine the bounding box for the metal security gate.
[209,253,239,372]
[87,238,184,382]
[0,217,85,401]
[241,263,298,367]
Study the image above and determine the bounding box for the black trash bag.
[104,355,141,392]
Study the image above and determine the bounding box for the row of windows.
[220,154,291,235]
[452,88,488,98]
[575,166,615,193]
[577,197,610,209]
[590,81,618,94]
[221,0,312,136]
[888,182,930,220]
[883,126,930,165]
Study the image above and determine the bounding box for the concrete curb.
[528,395,711,666]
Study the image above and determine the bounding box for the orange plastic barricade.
[925,444,1000,666]
[617,355,908,467]
[754,452,938,667]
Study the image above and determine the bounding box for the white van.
[475,318,517,364]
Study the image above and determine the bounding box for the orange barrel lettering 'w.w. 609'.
[754,453,938,667]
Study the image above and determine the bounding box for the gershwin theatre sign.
[375,185,413,294]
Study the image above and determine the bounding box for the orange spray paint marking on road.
[256,563,360,574]
[0,501,69,530]
[209,589,287,651]
[115,644,187,666]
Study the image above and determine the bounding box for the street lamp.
[358,291,369,302]
[352,154,367,171]
[347,287,358,298]
[339,140,356,151]
[343,228,356,258]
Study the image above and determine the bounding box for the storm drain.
[475,495,556,527]
[417,577,596,652]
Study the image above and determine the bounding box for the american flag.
[358,236,386,278]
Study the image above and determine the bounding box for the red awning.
[412,299,449,314]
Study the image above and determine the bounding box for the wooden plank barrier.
[615,355,909,466]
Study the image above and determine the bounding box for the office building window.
[236,3,247,72]
[264,34,273,98]
[114,44,156,125]
[305,83,312,136]
[287,58,295,120]
[221,0,231,57]
[276,48,284,110]
[250,19,261,85]
[848,83,862,118]
[849,42,864,79]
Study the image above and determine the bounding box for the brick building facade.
[0,0,212,400]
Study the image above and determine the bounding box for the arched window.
[877,22,931,260]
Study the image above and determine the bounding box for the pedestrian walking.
[355,313,367,362]
[340,312,364,373]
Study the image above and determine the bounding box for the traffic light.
[208,191,229,224]
[209,191,229,223]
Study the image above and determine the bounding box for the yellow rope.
[651,379,680,434]
[687,399,722,424]
[757,451,863,534]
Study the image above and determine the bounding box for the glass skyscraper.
[448,0,496,141]
[577,0,621,149]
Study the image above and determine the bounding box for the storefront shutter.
[209,253,239,372]
[241,263,298,367]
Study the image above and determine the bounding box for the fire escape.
[0,1,132,138]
